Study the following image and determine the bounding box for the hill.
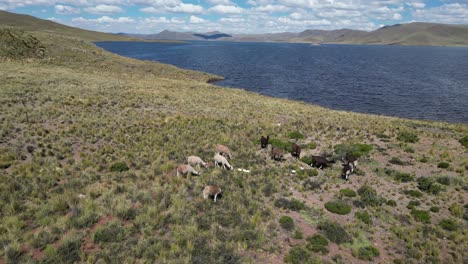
[337,22,468,46]
[1,14,467,264]
[0,10,136,41]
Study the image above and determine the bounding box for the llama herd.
[179,138,359,202]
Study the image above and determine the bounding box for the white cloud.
[189,15,205,23]
[55,4,80,14]
[205,0,232,5]
[84,4,123,14]
[413,3,468,24]
[209,4,244,14]
[252,4,290,13]
[407,2,425,9]
[166,3,204,14]
[72,15,134,23]
[392,13,402,20]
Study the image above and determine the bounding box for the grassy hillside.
[0,26,467,264]
[337,22,468,46]
[0,10,138,42]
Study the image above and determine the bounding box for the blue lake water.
[96,41,468,124]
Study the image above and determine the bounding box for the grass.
[340,188,357,197]
[279,216,295,231]
[0,23,467,263]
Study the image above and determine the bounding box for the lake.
[96,41,468,123]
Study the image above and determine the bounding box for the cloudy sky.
[1,0,468,34]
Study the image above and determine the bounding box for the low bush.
[407,200,421,209]
[317,221,351,244]
[334,143,373,158]
[429,206,440,213]
[288,131,305,140]
[459,135,468,149]
[306,234,329,254]
[389,157,409,165]
[394,172,414,182]
[417,177,442,195]
[436,176,451,186]
[56,237,82,263]
[439,219,458,231]
[448,203,463,218]
[293,230,303,239]
[340,188,357,198]
[355,211,372,225]
[300,156,312,165]
[274,198,305,211]
[284,246,310,264]
[110,161,129,172]
[437,162,450,169]
[357,185,385,207]
[355,245,380,261]
[420,156,428,163]
[397,131,419,143]
[324,200,352,215]
[386,200,397,207]
[279,216,294,231]
[93,222,125,243]
[411,210,431,223]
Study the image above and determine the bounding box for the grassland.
[1,26,467,264]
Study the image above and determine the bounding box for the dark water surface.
[96,41,468,123]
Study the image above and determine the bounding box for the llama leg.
[214,194,218,202]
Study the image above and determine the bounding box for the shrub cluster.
[411,210,431,223]
[324,200,352,215]
[340,188,357,197]
[275,198,305,211]
[397,131,419,143]
[306,234,329,254]
[357,185,385,207]
[334,143,373,158]
[355,211,372,225]
[279,216,295,231]
[317,221,351,244]
[417,177,443,195]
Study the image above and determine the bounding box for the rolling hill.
[336,23,468,46]
[0,10,136,41]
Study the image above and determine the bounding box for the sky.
[1,0,468,34]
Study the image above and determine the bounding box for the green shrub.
[284,246,310,264]
[417,177,442,195]
[324,200,352,215]
[288,131,305,140]
[420,156,428,163]
[317,221,351,244]
[386,200,397,207]
[403,190,423,198]
[279,216,294,231]
[355,211,372,225]
[430,206,440,213]
[357,185,385,207]
[437,162,450,169]
[334,143,373,158]
[269,138,292,151]
[439,219,458,231]
[448,203,463,218]
[110,161,129,172]
[355,246,380,261]
[411,210,431,223]
[93,222,125,243]
[389,157,408,165]
[293,230,303,239]
[459,135,468,148]
[397,131,419,143]
[275,198,305,211]
[407,200,421,209]
[394,172,414,182]
[56,237,82,263]
[300,156,312,165]
[340,188,357,198]
[307,142,317,149]
[306,234,329,254]
[436,176,450,186]
[31,230,59,250]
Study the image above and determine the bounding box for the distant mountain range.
[123,23,468,46]
[1,10,467,46]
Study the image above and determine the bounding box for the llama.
[216,144,232,159]
[291,143,301,158]
[203,185,222,202]
[260,136,269,148]
[341,163,354,181]
[176,164,200,177]
[270,146,284,161]
[310,155,335,169]
[214,154,233,170]
[345,153,358,168]
[187,156,208,168]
